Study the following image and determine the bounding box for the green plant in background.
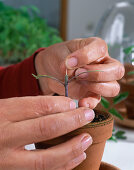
[109,129,126,142]
[124,45,134,64]
[101,92,129,120]
[101,92,129,141]
[0,2,62,65]
[124,46,134,84]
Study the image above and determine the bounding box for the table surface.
[102,123,134,170]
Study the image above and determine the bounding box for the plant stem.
[32,74,64,85]
[65,70,68,97]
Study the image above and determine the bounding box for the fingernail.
[66,57,78,68]
[84,109,95,122]
[81,136,92,151]
[70,101,76,109]
[73,153,86,163]
[75,68,88,78]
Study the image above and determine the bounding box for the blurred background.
[1,0,134,169]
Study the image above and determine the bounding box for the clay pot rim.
[80,110,113,129]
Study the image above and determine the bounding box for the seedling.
[32,70,101,97]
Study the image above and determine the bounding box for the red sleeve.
[0,48,45,99]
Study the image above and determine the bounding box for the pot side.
[35,110,113,170]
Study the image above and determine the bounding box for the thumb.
[65,38,107,69]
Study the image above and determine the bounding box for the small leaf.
[112,128,115,132]
[32,74,64,85]
[32,74,38,79]
[127,71,134,75]
[108,136,117,142]
[113,92,129,105]
[109,108,123,120]
[115,131,126,139]
[101,97,109,109]
[123,46,134,55]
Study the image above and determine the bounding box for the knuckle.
[117,64,125,80]
[71,144,83,158]
[79,39,87,49]
[95,38,108,55]
[73,110,84,127]
[62,164,71,170]
[111,82,120,97]
[34,155,48,170]
[37,97,53,115]
[37,118,59,140]
[37,119,48,139]
[95,71,102,81]
[0,125,13,148]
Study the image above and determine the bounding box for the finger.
[10,107,94,146]
[0,96,76,122]
[19,133,92,170]
[79,92,101,109]
[61,153,86,170]
[65,38,108,69]
[74,58,125,82]
[84,81,120,97]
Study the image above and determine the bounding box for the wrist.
[34,50,54,95]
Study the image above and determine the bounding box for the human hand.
[35,37,125,109]
[0,96,94,170]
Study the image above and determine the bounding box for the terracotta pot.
[99,162,120,170]
[35,110,113,170]
[120,64,134,119]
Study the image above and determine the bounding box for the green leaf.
[32,74,64,85]
[108,136,117,142]
[112,128,115,132]
[127,71,134,75]
[101,97,109,109]
[123,46,134,55]
[113,92,129,105]
[115,131,126,139]
[0,2,62,64]
[109,108,123,120]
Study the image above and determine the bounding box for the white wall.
[67,0,120,40]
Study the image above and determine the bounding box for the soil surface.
[92,110,108,122]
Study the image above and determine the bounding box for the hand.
[0,96,94,170]
[35,37,125,109]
